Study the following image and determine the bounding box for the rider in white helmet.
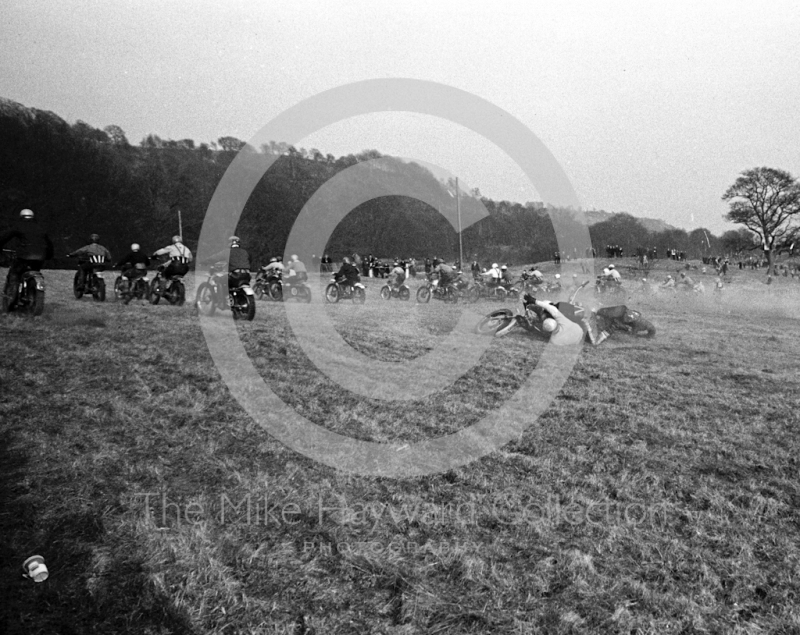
[115,242,151,281]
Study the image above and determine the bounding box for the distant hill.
[583,210,676,234]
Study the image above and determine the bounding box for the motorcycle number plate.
[243,287,254,295]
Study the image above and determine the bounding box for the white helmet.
[608,264,615,269]
[229,235,240,245]
[172,235,182,244]
[19,209,34,219]
[131,243,140,251]
[501,265,507,270]
[542,318,558,333]
[492,263,499,269]
[554,274,561,279]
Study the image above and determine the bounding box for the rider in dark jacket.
[0,209,54,308]
[335,257,361,287]
[202,236,252,292]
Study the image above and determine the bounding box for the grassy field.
[2,260,799,634]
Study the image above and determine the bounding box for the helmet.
[90,234,100,243]
[291,254,298,261]
[542,318,558,333]
[608,264,615,269]
[269,257,277,263]
[229,235,240,245]
[501,265,507,270]
[642,278,647,283]
[554,274,560,279]
[19,209,34,219]
[131,243,140,251]
[492,263,499,269]
[172,235,182,244]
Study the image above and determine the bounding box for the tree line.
[2,96,785,269]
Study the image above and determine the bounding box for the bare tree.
[722,167,800,274]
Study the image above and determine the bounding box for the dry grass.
[1,259,800,634]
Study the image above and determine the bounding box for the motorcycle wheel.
[242,293,256,320]
[93,278,106,302]
[269,282,283,302]
[466,286,480,303]
[398,286,411,301]
[168,281,185,306]
[631,318,657,338]
[149,279,161,305]
[254,282,265,300]
[416,286,431,303]
[446,286,458,304]
[28,279,44,316]
[475,309,514,335]
[298,286,311,303]
[325,283,340,304]
[73,271,84,299]
[195,282,216,316]
[353,287,366,304]
[380,285,391,301]
[114,276,125,301]
[1,282,11,313]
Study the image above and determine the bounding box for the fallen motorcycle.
[475,293,655,340]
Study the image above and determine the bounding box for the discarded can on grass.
[22,555,48,582]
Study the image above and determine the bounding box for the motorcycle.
[253,267,283,300]
[72,254,107,301]
[470,278,508,302]
[326,277,366,303]
[380,281,411,301]
[475,291,655,340]
[273,271,312,303]
[2,253,45,316]
[416,278,458,303]
[149,259,187,306]
[194,265,256,320]
[114,264,149,304]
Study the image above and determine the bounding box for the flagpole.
[456,178,463,270]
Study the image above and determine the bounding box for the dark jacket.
[205,246,251,271]
[116,251,151,269]
[335,262,360,285]
[0,220,54,261]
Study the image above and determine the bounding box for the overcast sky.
[2,0,799,235]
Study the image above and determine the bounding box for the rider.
[676,271,695,291]
[0,209,54,309]
[390,261,406,289]
[285,254,308,283]
[262,256,284,282]
[606,264,622,284]
[152,235,192,280]
[432,260,456,290]
[496,294,608,345]
[115,243,150,282]
[202,236,251,297]
[334,256,361,289]
[499,265,514,288]
[68,233,112,289]
[482,263,502,288]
